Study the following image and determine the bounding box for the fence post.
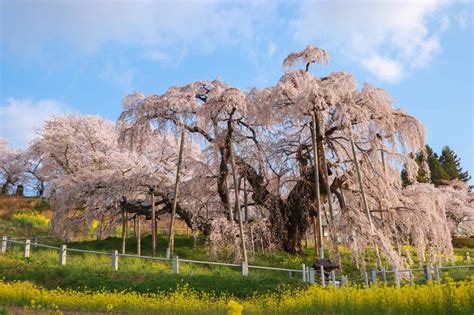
[424,265,432,281]
[331,270,336,286]
[172,255,179,274]
[242,262,249,276]
[112,250,118,270]
[393,266,400,288]
[320,266,326,286]
[409,270,414,285]
[363,271,369,287]
[302,264,306,282]
[288,271,293,278]
[464,252,470,262]
[309,268,315,284]
[434,265,440,284]
[60,245,67,266]
[24,239,31,258]
[33,235,38,244]
[381,268,387,284]
[1,236,7,254]
[370,268,377,286]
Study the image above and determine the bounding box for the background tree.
[0,139,28,194]
[402,145,470,188]
[439,146,471,183]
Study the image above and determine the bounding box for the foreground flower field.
[1,277,473,314]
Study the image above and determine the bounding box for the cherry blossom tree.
[116,45,463,267]
[14,45,471,269]
[0,139,28,195]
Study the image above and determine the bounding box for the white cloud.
[291,0,451,82]
[144,50,169,62]
[361,56,403,82]
[268,41,277,57]
[1,1,277,57]
[98,63,134,90]
[0,99,67,148]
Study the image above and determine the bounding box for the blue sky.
[0,0,472,179]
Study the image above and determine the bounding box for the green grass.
[453,237,474,249]
[0,241,305,299]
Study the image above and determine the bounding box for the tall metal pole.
[229,142,248,263]
[311,111,324,259]
[167,128,186,257]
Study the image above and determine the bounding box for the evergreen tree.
[439,146,471,183]
[425,146,449,186]
[402,145,471,188]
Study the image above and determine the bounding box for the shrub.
[11,213,49,229]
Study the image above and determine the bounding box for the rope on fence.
[2,235,473,285]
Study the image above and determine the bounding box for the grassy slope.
[1,195,473,299]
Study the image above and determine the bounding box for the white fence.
[1,235,472,287]
[1,236,309,281]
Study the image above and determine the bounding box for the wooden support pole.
[133,215,137,238]
[167,128,186,258]
[243,178,249,224]
[230,143,248,264]
[349,127,375,232]
[98,215,103,241]
[151,189,156,257]
[250,226,255,257]
[311,111,324,259]
[137,215,141,256]
[316,116,340,263]
[121,207,127,254]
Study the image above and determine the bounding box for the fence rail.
[1,235,472,287]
